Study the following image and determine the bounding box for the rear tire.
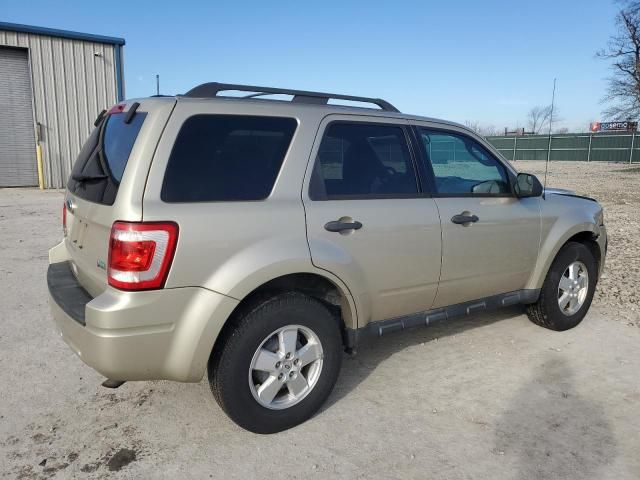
[527,242,597,331]
[208,292,342,434]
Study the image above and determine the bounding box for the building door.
[0,47,37,187]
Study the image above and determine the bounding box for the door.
[0,47,37,187]
[413,125,541,308]
[303,117,442,325]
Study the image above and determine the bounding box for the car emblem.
[97,259,107,270]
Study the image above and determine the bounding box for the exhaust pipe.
[102,379,126,389]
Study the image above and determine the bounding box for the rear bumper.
[47,261,238,382]
[48,262,92,326]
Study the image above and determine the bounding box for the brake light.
[62,203,67,236]
[107,103,126,114]
[108,221,179,291]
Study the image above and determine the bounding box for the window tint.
[68,111,147,205]
[103,114,146,182]
[161,115,297,202]
[310,123,418,199]
[418,129,510,195]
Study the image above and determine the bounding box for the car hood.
[544,187,575,195]
[544,187,597,203]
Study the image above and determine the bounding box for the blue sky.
[2,0,621,132]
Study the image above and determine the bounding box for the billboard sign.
[590,121,638,132]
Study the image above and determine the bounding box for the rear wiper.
[94,109,107,126]
[72,173,108,182]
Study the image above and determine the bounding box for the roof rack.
[183,82,400,112]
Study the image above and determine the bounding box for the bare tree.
[479,124,500,137]
[464,120,481,133]
[597,1,640,119]
[527,105,554,134]
[464,121,500,137]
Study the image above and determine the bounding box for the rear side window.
[68,111,147,205]
[161,115,297,202]
[310,122,418,200]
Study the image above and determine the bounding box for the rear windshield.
[161,115,297,202]
[67,111,147,205]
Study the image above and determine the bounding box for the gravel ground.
[1,161,639,479]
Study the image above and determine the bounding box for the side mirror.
[514,172,543,198]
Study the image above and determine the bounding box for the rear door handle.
[324,220,363,232]
[451,213,479,225]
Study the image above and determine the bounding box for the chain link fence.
[486,133,640,163]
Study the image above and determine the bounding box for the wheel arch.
[210,271,358,360]
[526,223,603,291]
[565,231,602,273]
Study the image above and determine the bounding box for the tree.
[527,105,554,134]
[597,1,640,119]
[481,125,500,137]
[464,121,500,137]
[464,120,481,133]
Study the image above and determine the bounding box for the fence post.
[513,136,517,161]
[587,134,592,162]
[630,133,635,164]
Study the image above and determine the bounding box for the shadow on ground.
[493,355,616,480]
[320,307,616,479]
[323,306,523,410]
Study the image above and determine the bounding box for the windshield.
[67,110,146,205]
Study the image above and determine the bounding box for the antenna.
[542,78,557,199]
[156,74,160,96]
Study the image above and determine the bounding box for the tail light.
[62,203,67,236]
[108,221,179,291]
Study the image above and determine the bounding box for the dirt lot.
[1,161,639,479]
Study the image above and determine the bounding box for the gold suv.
[48,83,607,433]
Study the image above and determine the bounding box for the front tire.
[208,292,343,434]
[527,242,597,331]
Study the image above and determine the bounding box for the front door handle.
[324,220,363,232]
[451,213,479,225]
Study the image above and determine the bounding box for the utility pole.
[156,74,160,96]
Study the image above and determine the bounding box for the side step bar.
[345,289,540,350]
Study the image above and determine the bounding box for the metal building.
[0,22,125,188]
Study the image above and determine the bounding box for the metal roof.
[0,21,125,45]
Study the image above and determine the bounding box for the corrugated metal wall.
[487,133,640,163]
[0,30,119,188]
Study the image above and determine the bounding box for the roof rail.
[183,82,400,112]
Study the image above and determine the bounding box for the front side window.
[161,115,297,202]
[418,129,510,195]
[310,122,418,199]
